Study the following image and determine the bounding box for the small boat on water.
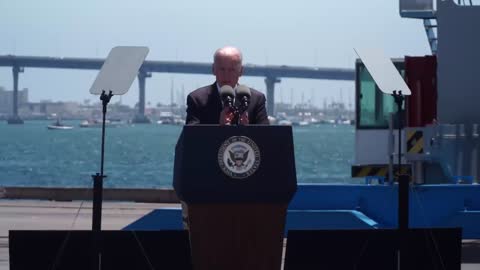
[47,119,74,130]
[278,119,292,126]
[79,119,126,128]
[80,119,101,128]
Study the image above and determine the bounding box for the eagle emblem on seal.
[228,148,249,169]
[218,136,261,179]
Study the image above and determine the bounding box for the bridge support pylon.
[132,70,152,124]
[7,66,24,124]
[264,76,281,117]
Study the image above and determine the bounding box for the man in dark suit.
[186,46,269,125]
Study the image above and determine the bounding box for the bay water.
[0,121,355,188]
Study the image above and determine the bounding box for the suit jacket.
[186,83,269,125]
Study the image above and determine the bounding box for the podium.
[174,125,297,270]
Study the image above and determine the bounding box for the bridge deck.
[0,55,355,80]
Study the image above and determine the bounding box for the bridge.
[0,55,355,123]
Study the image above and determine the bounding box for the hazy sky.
[0,0,431,107]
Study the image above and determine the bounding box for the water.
[0,120,355,188]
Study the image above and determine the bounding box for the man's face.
[213,55,243,88]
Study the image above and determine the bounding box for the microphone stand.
[91,90,113,270]
[232,106,240,125]
[221,96,237,125]
[236,96,249,125]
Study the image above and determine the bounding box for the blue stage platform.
[124,184,480,239]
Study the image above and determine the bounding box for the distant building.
[20,101,81,119]
[0,87,29,114]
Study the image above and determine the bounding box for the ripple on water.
[1,122,354,187]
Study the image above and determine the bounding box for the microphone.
[235,85,251,125]
[236,85,251,110]
[219,85,235,108]
[219,85,235,125]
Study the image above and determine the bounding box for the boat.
[47,119,73,130]
[79,119,125,128]
[278,119,292,126]
[156,112,185,125]
[79,119,101,128]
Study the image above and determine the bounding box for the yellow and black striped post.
[406,130,424,154]
[352,164,411,180]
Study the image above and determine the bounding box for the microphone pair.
[219,85,251,125]
[219,85,251,111]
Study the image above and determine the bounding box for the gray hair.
[213,46,243,64]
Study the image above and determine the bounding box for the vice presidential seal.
[218,136,261,179]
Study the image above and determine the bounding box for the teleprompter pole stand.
[92,90,113,231]
[392,90,410,270]
[392,90,409,232]
[91,90,113,270]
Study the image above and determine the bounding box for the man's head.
[212,46,243,88]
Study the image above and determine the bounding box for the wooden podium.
[173,125,297,270]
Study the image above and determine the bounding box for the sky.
[0,0,431,108]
